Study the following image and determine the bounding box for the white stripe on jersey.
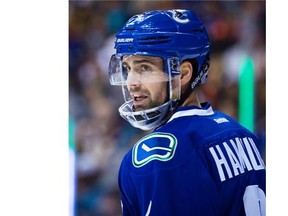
[167,106,214,123]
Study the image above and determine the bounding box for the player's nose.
[126,72,141,87]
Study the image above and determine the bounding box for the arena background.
[69,1,266,215]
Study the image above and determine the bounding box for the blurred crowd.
[69,1,265,215]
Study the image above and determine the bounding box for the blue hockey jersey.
[118,102,266,216]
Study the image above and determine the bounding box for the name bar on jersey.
[209,136,265,182]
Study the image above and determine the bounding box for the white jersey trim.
[167,106,214,123]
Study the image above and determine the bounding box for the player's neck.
[181,91,201,108]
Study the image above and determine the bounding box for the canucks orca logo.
[132,132,177,168]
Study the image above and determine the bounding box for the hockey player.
[108,9,266,216]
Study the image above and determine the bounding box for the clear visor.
[109,54,180,85]
[109,54,181,104]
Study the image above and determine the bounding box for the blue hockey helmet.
[109,9,210,130]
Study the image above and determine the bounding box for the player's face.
[123,55,168,111]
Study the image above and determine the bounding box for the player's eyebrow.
[132,59,156,65]
[132,58,163,70]
[123,56,163,70]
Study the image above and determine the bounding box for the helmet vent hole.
[138,36,172,45]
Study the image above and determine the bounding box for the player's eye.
[139,64,152,73]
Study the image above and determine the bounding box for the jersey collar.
[167,102,214,123]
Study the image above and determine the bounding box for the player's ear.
[180,61,193,87]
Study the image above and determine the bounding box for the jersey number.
[243,185,266,216]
